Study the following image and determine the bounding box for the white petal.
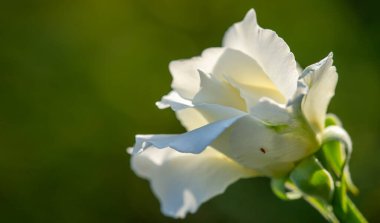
[226,78,286,109]
[212,48,286,107]
[301,53,338,133]
[192,70,246,111]
[175,103,245,131]
[169,48,225,99]
[156,91,193,111]
[212,115,317,176]
[130,147,256,218]
[223,9,299,100]
[213,49,277,90]
[296,62,304,75]
[132,115,245,154]
[250,97,291,125]
[174,107,209,131]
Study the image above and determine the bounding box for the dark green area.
[0,0,379,222]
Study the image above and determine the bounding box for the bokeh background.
[1,0,379,222]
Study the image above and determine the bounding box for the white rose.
[129,9,339,218]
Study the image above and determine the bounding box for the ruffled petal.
[213,48,286,108]
[156,91,193,111]
[301,53,338,133]
[169,48,225,99]
[132,115,245,154]
[192,70,246,111]
[223,9,299,100]
[175,103,245,131]
[130,147,256,218]
[228,80,286,110]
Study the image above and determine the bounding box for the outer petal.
[130,147,256,218]
[301,53,338,133]
[155,89,245,132]
[156,91,193,111]
[223,9,299,100]
[169,48,225,99]
[175,103,245,131]
[132,115,245,154]
[212,115,318,176]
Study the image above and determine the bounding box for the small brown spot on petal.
[260,148,266,154]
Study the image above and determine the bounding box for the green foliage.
[290,157,335,202]
[271,176,301,200]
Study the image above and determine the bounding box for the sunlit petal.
[223,9,299,100]
[130,147,257,218]
[301,53,338,133]
[169,48,225,99]
[132,115,245,154]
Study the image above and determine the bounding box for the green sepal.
[290,156,335,202]
[344,168,359,195]
[325,113,342,127]
[321,114,345,177]
[271,176,302,200]
[320,114,358,194]
[319,140,344,178]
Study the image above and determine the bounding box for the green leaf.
[290,156,334,202]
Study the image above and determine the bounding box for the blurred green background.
[1,0,379,222]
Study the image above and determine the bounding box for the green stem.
[344,197,367,223]
[332,182,367,223]
[303,195,339,223]
[303,181,367,223]
[333,197,367,223]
